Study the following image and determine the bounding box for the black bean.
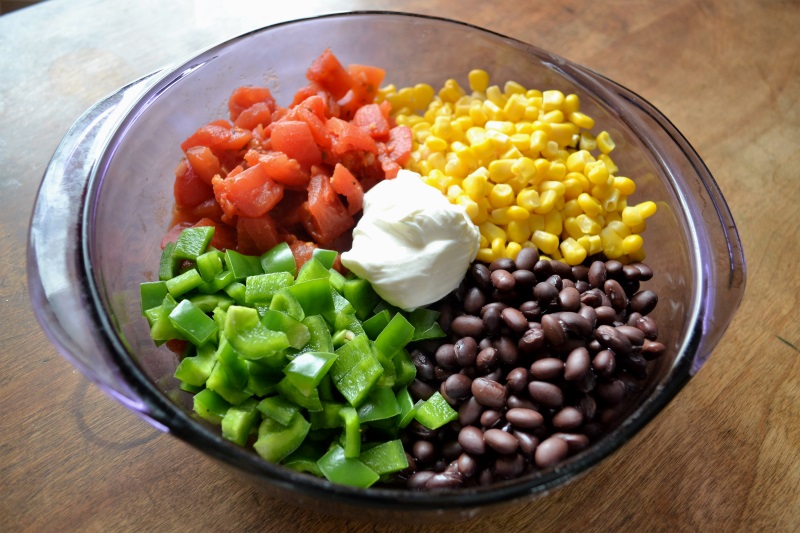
[580,288,604,307]
[471,377,507,409]
[435,343,458,370]
[457,453,478,477]
[564,347,591,381]
[641,339,666,360]
[559,312,594,337]
[511,268,536,288]
[463,287,487,315]
[490,269,515,291]
[519,300,542,321]
[632,262,654,281]
[533,259,553,279]
[616,325,646,347]
[494,453,525,479]
[572,264,589,282]
[413,440,436,465]
[442,440,463,461]
[578,394,597,420]
[408,470,436,490]
[434,366,457,382]
[541,313,566,346]
[518,327,547,356]
[528,381,564,408]
[558,286,581,311]
[493,336,519,366]
[594,305,617,326]
[552,406,584,430]
[457,426,485,455]
[470,263,492,290]
[534,281,559,307]
[482,306,502,336]
[506,407,544,430]
[475,346,498,372]
[484,429,519,454]
[545,274,563,291]
[626,311,643,326]
[451,315,485,338]
[604,279,628,311]
[480,409,503,428]
[444,373,473,401]
[630,290,658,315]
[592,349,616,377]
[408,420,439,440]
[578,305,597,327]
[458,396,483,426]
[588,261,607,288]
[409,379,436,401]
[575,280,591,293]
[595,379,626,404]
[605,259,624,278]
[500,307,529,333]
[411,350,436,381]
[506,367,529,393]
[561,279,576,290]
[426,472,463,490]
[489,258,516,272]
[529,358,564,380]
[595,325,633,356]
[634,315,659,340]
[454,337,479,367]
[514,430,539,458]
[622,264,641,282]
[514,247,540,271]
[506,395,537,410]
[535,436,569,468]
[552,432,590,453]
[478,468,495,486]
[551,260,572,279]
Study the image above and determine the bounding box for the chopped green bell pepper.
[343,278,380,320]
[359,439,408,475]
[193,388,230,424]
[317,445,379,488]
[225,249,263,280]
[296,257,331,283]
[257,395,300,426]
[374,312,415,359]
[221,397,259,446]
[253,413,310,463]
[276,377,322,412]
[149,294,184,343]
[159,241,180,281]
[311,248,338,269]
[283,441,325,476]
[283,351,338,395]
[224,305,290,361]
[174,342,217,387]
[296,315,333,354]
[245,272,294,304]
[309,401,344,429]
[174,226,215,261]
[357,387,401,423]
[260,309,310,350]
[362,309,391,340]
[168,299,218,346]
[197,269,235,295]
[165,268,204,298]
[140,281,168,315]
[288,278,334,316]
[268,287,305,322]
[414,391,458,430]
[407,308,446,341]
[392,348,417,388]
[260,241,296,276]
[339,406,361,458]
[189,293,234,313]
[196,250,224,281]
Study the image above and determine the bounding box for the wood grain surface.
[1,0,798,531]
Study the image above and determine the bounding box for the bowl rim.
[77,9,725,511]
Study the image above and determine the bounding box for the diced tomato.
[236,214,280,255]
[331,163,364,215]
[283,96,332,149]
[234,102,273,130]
[326,117,378,155]
[257,151,309,188]
[212,163,284,219]
[353,103,390,141]
[174,160,215,208]
[377,147,402,179]
[270,120,322,170]
[185,146,221,185]
[306,49,352,100]
[289,240,318,271]
[186,197,224,222]
[305,173,354,244]
[339,64,385,119]
[228,86,276,121]
[193,217,237,251]
[181,122,253,153]
[385,125,413,165]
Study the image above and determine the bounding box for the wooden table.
[2,0,798,530]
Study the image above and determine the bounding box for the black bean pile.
[400,247,667,490]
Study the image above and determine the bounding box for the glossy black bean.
[457,425,485,455]
[534,281,559,307]
[484,429,519,455]
[505,367,529,393]
[411,350,436,381]
[470,263,492,290]
[408,420,439,440]
[457,453,478,477]
[442,440,463,461]
[529,358,564,380]
[578,394,597,420]
[463,287,487,315]
[641,339,666,360]
[482,306,502,337]
[541,313,566,346]
[518,327,547,356]
[595,325,633,356]
[604,279,628,311]
[511,268,536,288]
[434,366,457,382]
[564,347,591,381]
[506,395,537,410]
[494,453,525,479]
[552,406,584,430]
[444,373,473,401]
[409,379,436,401]
[578,305,597,327]
[634,316,659,340]
[506,407,544,429]
[592,349,616,377]
[501,307,529,333]
[451,315,485,338]
[434,343,457,370]
[533,259,553,279]
[514,430,539,458]
[458,396,483,426]
[408,471,436,490]
[632,262,654,280]
[514,247,540,271]
[588,261,607,288]
[490,269,516,291]
[519,300,543,321]
[528,380,564,408]
[580,288,604,307]
[535,436,569,468]
[595,379,626,404]
[616,325,646,346]
[480,409,503,429]
[558,311,594,337]
[454,337,479,367]
[489,258,516,272]
[622,264,641,282]
[493,336,519,366]
[545,274,563,291]
[558,286,581,311]
[426,472,463,490]
[475,346,498,372]
[471,377,507,409]
[413,440,436,464]
[575,280,591,293]
[605,259,624,278]
[551,260,573,279]
[594,305,617,326]
[572,264,589,281]
[630,290,658,315]
[552,432,590,453]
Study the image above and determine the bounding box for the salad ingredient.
[401,250,666,489]
[381,71,657,265]
[340,170,480,310]
[142,227,455,488]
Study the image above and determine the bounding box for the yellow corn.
[600,226,624,259]
[489,183,515,208]
[568,111,595,130]
[507,220,531,242]
[480,221,506,242]
[596,131,616,153]
[613,176,636,196]
[534,189,558,214]
[455,195,480,220]
[566,150,595,173]
[584,160,610,185]
[476,248,494,263]
[517,188,541,212]
[544,210,563,235]
[542,90,565,112]
[564,217,583,240]
[491,237,506,259]
[488,159,515,183]
[531,230,560,255]
[563,94,580,115]
[468,69,490,92]
[621,234,644,255]
[560,237,588,265]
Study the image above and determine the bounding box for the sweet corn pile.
[377,70,657,266]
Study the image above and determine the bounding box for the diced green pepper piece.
[414,391,458,430]
[359,439,409,475]
[245,359,282,397]
[374,313,415,359]
[206,363,252,405]
[288,278,334,316]
[392,348,417,388]
[296,315,333,354]
[257,395,300,426]
[224,249,263,280]
[213,306,227,333]
[318,373,334,401]
[174,342,217,387]
[165,268,204,298]
[406,308,446,341]
[283,441,325,476]
[311,248,338,269]
[174,226,215,261]
[396,387,420,428]
[335,354,384,408]
[357,387,401,423]
[260,309,310,350]
[196,250,224,281]
[339,406,361,458]
[140,281,168,315]
[215,335,249,390]
[221,397,259,446]
[223,281,247,305]
[330,333,371,380]
[253,413,310,464]
[343,278,380,321]
[179,381,204,394]
[268,288,305,322]
[283,351,338,395]
[149,294,184,343]
[144,306,161,327]
[317,445,379,488]
[189,293,234,313]
[372,345,397,389]
[197,269,235,295]
[309,401,344,429]
[362,309,391,341]
[328,268,347,293]
[322,289,355,326]
[193,388,230,424]
[333,311,365,339]
[245,272,294,304]
[168,299,218,346]
[260,242,296,276]
[159,241,180,281]
[276,377,322,412]
[224,305,290,361]
[295,258,331,283]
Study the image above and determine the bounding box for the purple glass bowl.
[27,11,745,521]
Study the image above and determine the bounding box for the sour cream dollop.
[341,170,480,310]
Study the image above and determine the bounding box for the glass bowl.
[27,11,745,521]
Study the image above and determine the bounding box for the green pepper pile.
[141,226,457,487]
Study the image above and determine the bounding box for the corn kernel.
[504,81,527,96]
[528,214,545,233]
[515,121,533,134]
[517,188,541,212]
[564,217,583,240]
[424,135,448,152]
[544,210,563,235]
[602,188,620,212]
[546,162,567,181]
[577,193,603,217]
[563,94,580,115]
[485,120,515,135]
[579,131,597,152]
[469,104,488,127]
[542,140,560,160]
[576,213,602,235]
[485,159,512,183]
[629,221,646,234]
[541,110,565,124]
[585,160,610,185]
[566,150,595,173]
[463,171,488,202]
[455,195,480,220]
[621,234,644,255]
[491,237,506,258]
[529,130,548,155]
[489,183,515,208]
[560,237,587,265]
[507,220,531,242]
[377,83,396,102]
[468,69,490,93]
[486,129,511,151]
[486,85,507,108]
[503,94,527,122]
[412,83,435,110]
[600,226,624,259]
[540,180,567,196]
[476,248,494,263]
[577,234,603,256]
[531,230,560,255]
[505,241,523,260]
[480,221,507,242]
[427,151,446,170]
[596,131,616,153]
[510,133,531,152]
[542,90,565,112]
[598,154,619,175]
[471,138,495,162]
[613,176,636,196]
[568,111,595,130]
[607,220,631,238]
[534,189,558,214]
[563,199,582,218]
[549,123,578,147]
[563,177,584,200]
